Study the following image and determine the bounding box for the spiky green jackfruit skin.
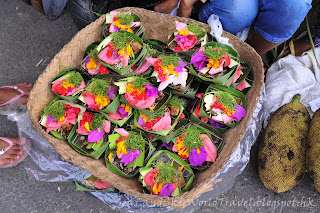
[306,108,320,192]
[258,102,310,193]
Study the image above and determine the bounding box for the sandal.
[0,85,27,107]
[0,137,30,168]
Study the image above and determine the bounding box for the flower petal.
[189,147,207,167]
[231,105,246,122]
[159,184,174,197]
[115,128,130,137]
[200,134,217,162]
[152,112,172,131]
[88,127,105,143]
[175,21,187,31]
[104,120,111,133]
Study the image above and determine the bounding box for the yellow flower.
[222,105,235,116]
[58,116,65,123]
[176,137,189,158]
[140,113,149,122]
[170,161,174,167]
[113,21,133,33]
[87,58,98,69]
[118,47,126,57]
[124,104,131,112]
[116,141,127,155]
[126,45,133,56]
[178,165,185,171]
[95,95,110,108]
[152,183,163,195]
[61,81,75,89]
[108,153,114,163]
[197,147,201,154]
[207,59,220,69]
[178,29,190,36]
[149,106,154,112]
[84,122,91,132]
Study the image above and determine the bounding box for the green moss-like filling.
[90,113,105,130]
[155,164,179,184]
[131,77,149,89]
[125,131,145,151]
[117,13,134,26]
[159,54,179,67]
[187,23,206,38]
[182,127,204,152]
[149,105,166,120]
[66,72,83,87]
[145,43,157,56]
[204,47,226,60]
[112,32,130,49]
[86,79,110,96]
[215,91,237,110]
[44,101,65,121]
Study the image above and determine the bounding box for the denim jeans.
[199,0,312,43]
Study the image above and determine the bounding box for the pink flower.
[152,112,172,132]
[236,80,247,91]
[124,92,156,109]
[231,66,242,84]
[115,128,130,137]
[200,134,217,162]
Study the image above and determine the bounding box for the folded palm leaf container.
[68,111,114,159]
[78,78,120,113]
[199,84,247,128]
[97,31,147,75]
[28,7,264,209]
[133,98,184,136]
[74,171,115,192]
[51,66,86,101]
[105,129,155,178]
[189,42,242,86]
[102,11,145,39]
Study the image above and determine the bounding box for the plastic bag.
[2,87,265,212]
[207,14,234,49]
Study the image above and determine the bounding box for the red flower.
[174,46,183,51]
[131,64,137,70]
[98,66,110,74]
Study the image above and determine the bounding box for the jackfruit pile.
[258,95,310,193]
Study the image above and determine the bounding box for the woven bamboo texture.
[28,7,264,209]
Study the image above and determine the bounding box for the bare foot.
[177,0,197,18]
[283,36,312,57]
[154,0,180,14]
[0,83,33,105]
[0,137,22,165]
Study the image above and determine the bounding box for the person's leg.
[199,0,259,34]
[249,0,312,55]
[0,83,32,106]
[154,0,180,14]
[0,138,22,165]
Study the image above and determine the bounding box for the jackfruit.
[258,95,310,193]
[306,108,320,191]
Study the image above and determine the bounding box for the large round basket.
[28,7,264,209]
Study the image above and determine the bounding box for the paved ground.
[1,1,319,213]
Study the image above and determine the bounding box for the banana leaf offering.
[68,111,113,159]
[139,150,194,197]
[102,103,134,126]
[133,97,185,136]
[40,97,86,140]
[199,84,246,127]
[189,95,228,133]
[168,21,210,57]
[148,53,190,92]
[51,67,86,101]
[171,125,218,170]
[103,11,145,38]
[105,128,155,178]
[78,78,120,113]
[190,42,244,86]
[75,172,115,192]
[96,31,147,75]
[115,76,171,116]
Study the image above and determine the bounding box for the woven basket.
[28,7,264,209]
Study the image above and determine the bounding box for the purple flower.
[174,34,186,44]
[189,147,207,167]
[208,119,225,128]
[84,56,91,71]
[47,115,57,123]
[191,51,208,70]
[151,151,159,157]
[107,86,116,99]
[161,141,173,151]
[174,60,187,73]
[118,106,128,117]
[231,105,246,122]
[138,117,146,126]
[187,99,196,113]
[144,83,158,98]
[120,149,141,166]
[88,127,105,143]
[159,184,174,197]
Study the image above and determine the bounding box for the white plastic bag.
[207,14,234,48]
